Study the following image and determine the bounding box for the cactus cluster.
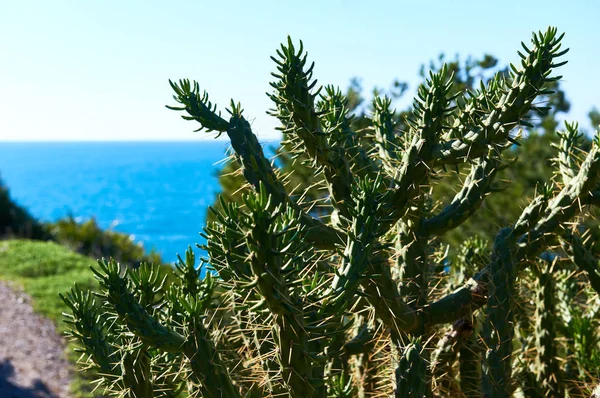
[62,27,600,397]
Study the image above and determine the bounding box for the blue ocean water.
[0,141,260,264]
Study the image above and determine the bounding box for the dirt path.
[0,281,73,398]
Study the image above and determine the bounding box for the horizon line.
[0,138,282,144]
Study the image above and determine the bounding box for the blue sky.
[1,0,599,141]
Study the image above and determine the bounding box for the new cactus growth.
[62,27,600,397]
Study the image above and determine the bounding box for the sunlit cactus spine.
[60,27,600,397]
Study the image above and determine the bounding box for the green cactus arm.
[121,347,155,398]
[396,215,429,309]
[532,261,564,397]
[552,122,583,185]
[93,262,237,397]
[169,87,343,250]
[273,315,324,397]
[242,185,324,396]
[425,153,503,236]
[424,267,489,328]
[326,174,387,314]
[362,256,420,337]
[91,260,187,352]
[92,261,241,397]
[159,281,241,398]
[205,187,331,394]
[372,96,402,175]
[175,246,203,296]
[481,228,516,397]
[269,37,354,216]
[62,284,185,396]
[128,262,168,310]
[406,64,456,147]
[225,106,289,203]
[242,191,298,317]
[512,184,554,237]
[226,105,343,249]
[60,285,116,375]
[371,28,565,248]
[166,79,229,133]
[441,74,502,143]
[395,339,431,398]
[431,27,567,165]
[515,132,600,259]
[560,230,600,296]
[202,199,254,281]
[318,86,376,176]
[178,297,241,398]
[459,321,482,398]
[382,66,455,223]
[431,319,474,396]
[168,83,285,205]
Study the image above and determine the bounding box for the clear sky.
[1,0,599,141]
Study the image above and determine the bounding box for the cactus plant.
[62,27,600,397]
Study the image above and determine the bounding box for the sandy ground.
[0,281,72,398]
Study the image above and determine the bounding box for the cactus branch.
[425,153,502,236]
[432,28,567,165]
[92,260,187,352]
[327,175,387,314]
[431,319,474,395]
[533,260,564,397]
[426,131,600,328]
[553,121,583,185]
[395,339,431,397]
[561,229,600,296]
[459,321,482,398]
[481,228,517,397]
[372,95,402,175]
[516,131,600,259]
[269,37,354,216]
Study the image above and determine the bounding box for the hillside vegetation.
[0,239,98,328]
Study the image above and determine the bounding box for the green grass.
[0,239,99,327]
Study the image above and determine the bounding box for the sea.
[0,141,276,265]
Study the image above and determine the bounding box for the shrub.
[0,176,49,240]
[49,216,163,268]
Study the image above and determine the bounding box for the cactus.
[395,339,430,397]
[431,319,474,395]
[532,260,563,397]
[61,27,600,397]
[459,321,482,398]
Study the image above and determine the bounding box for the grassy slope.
[0,239,99,328]
[0,239,100,397]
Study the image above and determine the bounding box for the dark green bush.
[0,177,50,240]
[49,216,163,268]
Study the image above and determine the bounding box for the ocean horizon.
[0,140,278,264]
